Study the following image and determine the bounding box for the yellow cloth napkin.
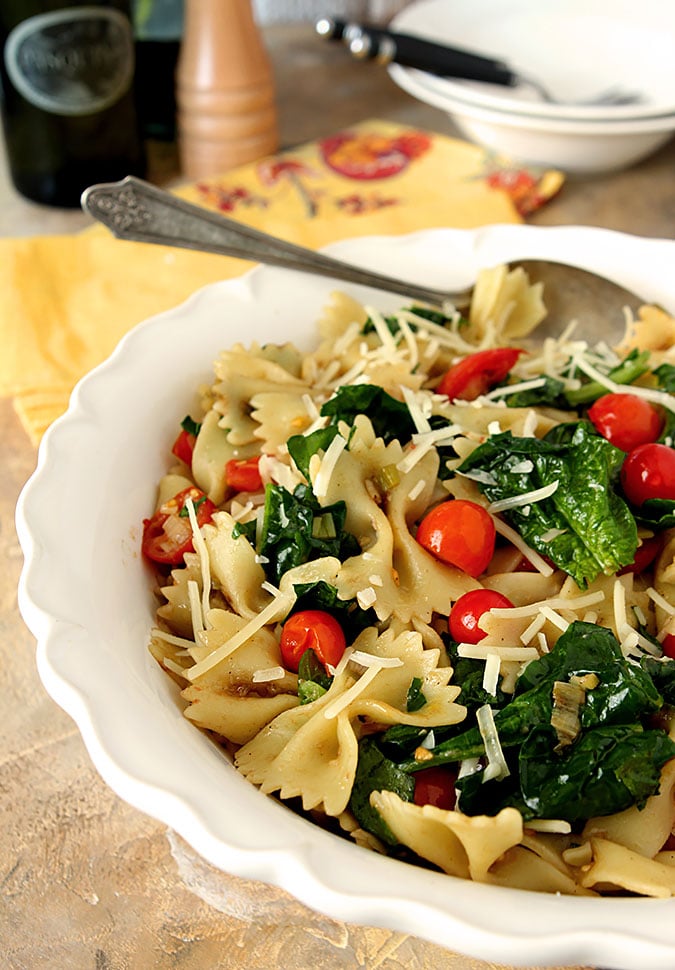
[0,120,563,444]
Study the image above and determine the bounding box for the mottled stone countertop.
[3,22,675,970]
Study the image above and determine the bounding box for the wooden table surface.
[4,22,675,970]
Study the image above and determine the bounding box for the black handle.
[316,17,516,87]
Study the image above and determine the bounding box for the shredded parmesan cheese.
[310,432,347,498]
[482,651,501,696]
[492,517,555,576]
[648,587,675,616]
[252,666,285,683]
[349,650,404,669]
[476,704,510,782]
[323,665,381,719]
[488,480,559,514]
[185,497,212,622]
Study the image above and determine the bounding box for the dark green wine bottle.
[0,1,146,207]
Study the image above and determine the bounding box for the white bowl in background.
[390,0,675,122]
[16,225,675,970]
[387,0,675,172]
[389,64,675,173]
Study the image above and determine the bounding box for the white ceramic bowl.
[388,0,675,172]
[391,0,675,122]
[389,64,675,173]
[16,225,675,970]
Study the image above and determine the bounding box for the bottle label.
[4,7,134,117]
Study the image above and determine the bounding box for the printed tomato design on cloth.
[318,130,432,180]
[479,158,563,216]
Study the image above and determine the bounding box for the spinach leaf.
[406,677,427,713]
[399,622,663,773]
[257,483,359,585]
[503,374,568,410]
[287,425,341,480]
[361,305,462,336]
[629,497,675,531]
[297,648,332,705]
[321,384,416,445]
[654,362,675,394]
[640,655,675,706]
[457,421,638,587]
[349,737,415,845]
[180,414,202,436]
[518,724,675,823]
[564,349,651,407]
[397,623,675,824]
[455,724,675,823]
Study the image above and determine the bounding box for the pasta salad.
[143,265,675,897]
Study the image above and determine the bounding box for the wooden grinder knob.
[177,0,279,179]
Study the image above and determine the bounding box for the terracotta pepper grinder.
[176,0,279,179]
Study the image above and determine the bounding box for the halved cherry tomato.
[413,766,457,811]
[416,499,496,577]
[437,348,523,401]
[171,428,197,467]
[617,534,663,576]
[226,455,263,492]
[449,588,514,644]
[662,632,675,661]
[588,393,663,453]
[279,610,346,674]
[620,442,675,506]
[142,486,216,565]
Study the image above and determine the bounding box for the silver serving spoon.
[81,175,643,343]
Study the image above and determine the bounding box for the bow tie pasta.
[144,264,675,898]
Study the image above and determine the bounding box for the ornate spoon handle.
[81,176,469,306]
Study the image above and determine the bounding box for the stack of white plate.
[388,0,675,173]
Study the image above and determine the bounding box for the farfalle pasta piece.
[616,304,675,361]
[466,265,546,343]
[370,790,523,882]
[202,510,269,618]
[212,344,311,446]
[235,666,358,815]
[250,390,318,454]
[578,838,675,897]
[191,408,259,505]
[236,624,465,814]
[314,416,477,621]
[346,626,466,728]
[156,551,204,639]
[488,844,594,895]
[182,611,299,745]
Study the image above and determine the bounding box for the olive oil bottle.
[0,1,145,207]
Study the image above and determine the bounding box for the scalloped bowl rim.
[16,224,675,969]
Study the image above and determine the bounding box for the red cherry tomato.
[142,486,216,565]
[413,766,457,811]
[279,610,346,674]
[588,393,663,453]
[226,456,263,492]
[620,443,675,506]
[449,589,514,644]
[437,348,523,401]
[416,500,496,577]
[662,632,675,660]
[617,534,663,576]
[171,428,197,467]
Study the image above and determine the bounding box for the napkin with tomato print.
[0,119,563,445]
